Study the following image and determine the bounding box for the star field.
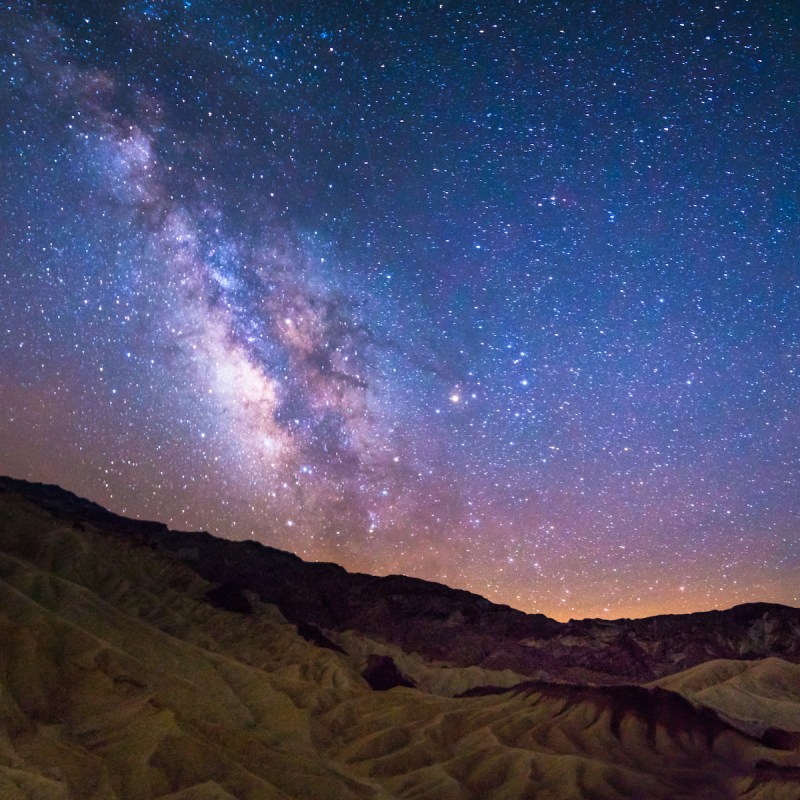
[1,0,798,620]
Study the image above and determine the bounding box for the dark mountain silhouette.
[1,474,799,799]
[3,474,799,685]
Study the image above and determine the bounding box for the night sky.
[2,0,799,620]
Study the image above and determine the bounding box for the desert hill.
[0,475,799,799]
[3,476,798,686]
[653,658,800,738]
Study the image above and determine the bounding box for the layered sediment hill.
[1,475,799,799]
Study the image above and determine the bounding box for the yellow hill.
[1,488,799,799]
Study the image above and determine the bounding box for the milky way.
[1,0,799,619]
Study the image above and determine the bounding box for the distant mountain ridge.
[2,474,800,799]
[2,474,799,685]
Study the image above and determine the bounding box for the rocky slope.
[1,476,800,798]
[653,658,800,738]
[0,481,800,800]
[3,476,798,686]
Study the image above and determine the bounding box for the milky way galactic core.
[1,0,798,619]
